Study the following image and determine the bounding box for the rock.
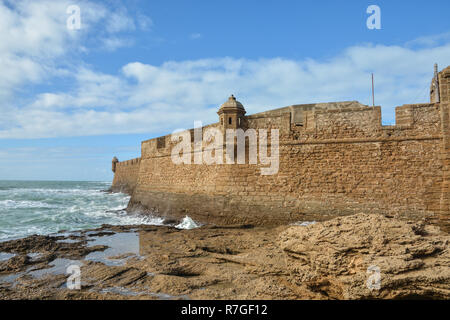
[0,255,30,273]
[279,213,450,299]
[1,214,448,300]
[0,234,109,274]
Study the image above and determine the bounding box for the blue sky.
[0,0,450,181]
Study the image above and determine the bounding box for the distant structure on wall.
[111,65,450,231]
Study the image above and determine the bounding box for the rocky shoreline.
[0,213,448,300]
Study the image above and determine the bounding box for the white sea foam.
[0,181,136,240]
[105,210,166,226]
[0,200,57,209]
[175,216,201,230]
[0,181,204,241]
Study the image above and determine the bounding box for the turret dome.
[217,95,246,115]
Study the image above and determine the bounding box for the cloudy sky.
[0,0,450,180]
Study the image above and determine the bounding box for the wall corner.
[439,103,450,231]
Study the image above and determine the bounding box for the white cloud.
[136,13,153,31]
[0,0,150,102]
[3,38,449,139]
[406,32,450,48]
[189,33,202,40]
[0,1,449,139]
[105,9,136,33]
[101,37,135,51]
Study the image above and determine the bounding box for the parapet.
[247,101,368,126]
[140,100,443,159]
[116,157,141,167]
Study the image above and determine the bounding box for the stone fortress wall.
[111,65,450,230]
[111,157,141,194]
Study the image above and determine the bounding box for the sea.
[0,180,199,241]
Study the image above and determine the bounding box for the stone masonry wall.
[439,103,450,231]
[438,67,450,104]
[118,102,449,230]
[111,157,141,194]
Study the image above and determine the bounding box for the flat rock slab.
[280,213,450,299]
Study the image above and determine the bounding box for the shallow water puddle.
[98,286,147,296]
[27,252,43,261]
[0,272,24,283]
[97,286,190,300]
[85,231,140,266]
[28,258,82,278]
[0,252,16,262]
[55,238,83,244]
[151,292,190,300]
[0,256,81,284]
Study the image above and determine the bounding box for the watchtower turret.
[217,95,246,130]
[112,156,119,173]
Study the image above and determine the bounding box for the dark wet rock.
[0,255,30,273]
[86,231,116,238]
[0,234,108,274]
[162,218,177,225]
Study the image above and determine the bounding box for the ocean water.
[0,180,173,241]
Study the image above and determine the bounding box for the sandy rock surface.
[0,214,448,300]
[280,213,450,299]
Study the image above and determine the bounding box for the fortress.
[111,65,450,231]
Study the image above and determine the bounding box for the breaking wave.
[0,181,174,241]
[175,216,201,230]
